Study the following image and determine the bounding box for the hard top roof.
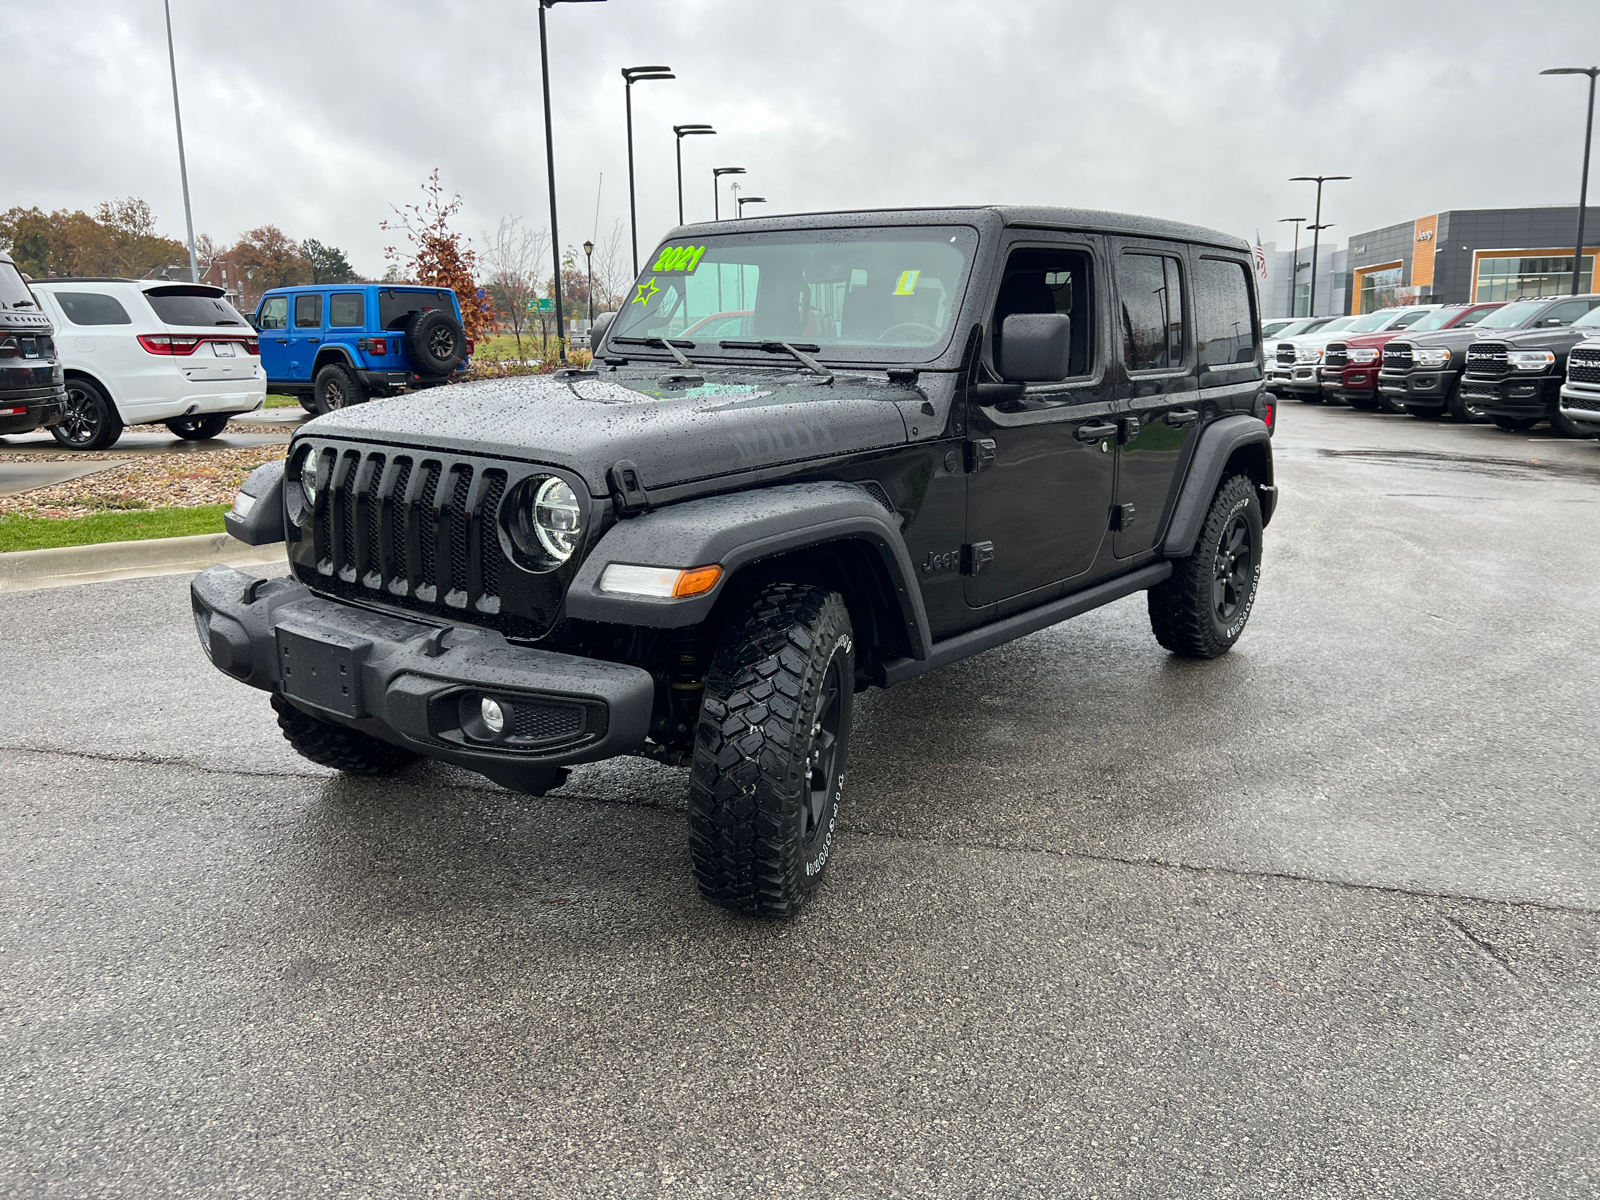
[670,205,1249,253]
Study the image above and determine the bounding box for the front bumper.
[0,384,67,434]
[1459,373,1553,420]
[191,565,655,791]
[1377,368,1457,406]
[1283,364,1322,395]
[1558,381,1600,429]
[1318,365,1379,402]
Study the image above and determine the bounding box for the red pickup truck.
[1319,303,1501,412]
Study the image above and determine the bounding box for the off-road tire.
[1549,405,1599,439]
[298,395,318,413]
[52,376,124,451]
[271,694,420,775]
[1491,415,1538,432]
[166,413,231,440]
[688,582,855,917]
[313,363,364,415]
[1148,473,1262,659]
[404,309,467,377]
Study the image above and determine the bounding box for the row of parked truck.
[1259,294,1600,438]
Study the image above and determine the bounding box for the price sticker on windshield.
[651,244,707,273]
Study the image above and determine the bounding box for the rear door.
[1110,242,1197,557]
[964,235,1118,609]
[287,292,324,383]
[256,295,290,381]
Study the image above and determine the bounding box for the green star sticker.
[632,277,659,305]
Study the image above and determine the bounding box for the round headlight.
[296,448,321,506]
[533,477,582,562]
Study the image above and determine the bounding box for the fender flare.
[310,345,358,375]
[1161,415,1274,558]
[565,481,932,660]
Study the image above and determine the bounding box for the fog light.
[480,696,505,735]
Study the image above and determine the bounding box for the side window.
[1194,257,1258,373]
[51,291,132,326]
[1543,300,1592,327]
[991,247,1095,378]
[329,292,364,327]
[1117,253,1185,372]
[257,296,288,330]
[294,293,323,329]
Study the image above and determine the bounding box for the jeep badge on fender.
[193,206,1277,917]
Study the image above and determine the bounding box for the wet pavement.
[2,403,1598,1198]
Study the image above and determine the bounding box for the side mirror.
[590,311,617,352]
[997,313,1072,382]
[1543,317,1565,327]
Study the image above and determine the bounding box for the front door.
[964,240,1117,609]
[255,295,290,382]
[1110,242,1198,557]
[287,292,324,384]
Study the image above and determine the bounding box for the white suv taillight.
[138,334,203,356]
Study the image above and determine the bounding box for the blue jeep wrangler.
[253,284,471,414]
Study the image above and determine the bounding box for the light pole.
[1278,216,1306,317]
[712,167,745,221]
[1290,175,1349,316]
[736,196,766,218]
[1540,66,1599,295]
[539,1,604,362]
[583,238,594,324]
[672,125,715,226]
[622,65,675,274]
[162,0,199,283]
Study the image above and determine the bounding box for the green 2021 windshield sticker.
[651,244,707,272]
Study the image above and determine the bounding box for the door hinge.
[965,438,996,473]
[607,459,650,516]
[1110,503,1137,531]
[962,541,994,576]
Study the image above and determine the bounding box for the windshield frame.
[603,223,982,368]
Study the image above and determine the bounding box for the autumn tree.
[304,238,357,284]
[381,170,494,342]
[225,225,312,309]
[481,216,549,361]
[0,198,185,278]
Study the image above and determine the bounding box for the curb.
[0,531,285,592]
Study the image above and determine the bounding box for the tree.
[304,238,357,284]
[481,217,549,361]
[588,219,633,314]
[0,207,54,277]
[0,198,185,278]
[226,225,312,309]
[381,170,494,343]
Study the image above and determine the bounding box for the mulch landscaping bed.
[0,444,287,520]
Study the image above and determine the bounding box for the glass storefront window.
[1359,267,1403,314]
[1475,255,1594,302]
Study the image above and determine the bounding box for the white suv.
[28,279,265,450]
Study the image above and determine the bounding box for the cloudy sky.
[6,0,1600,276]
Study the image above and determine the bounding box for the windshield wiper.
[610,335,697,367]
[719,340,834,385]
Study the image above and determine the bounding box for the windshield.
[0,263,37,310]
[1413,306,1493,332]
[1574,306,1600,328]
[1475,300,1547,329]
[1346,310,1401,333]
[607,225,978,361]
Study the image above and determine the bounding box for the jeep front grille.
[1466,341,1509,374]
[1385,341,1414,370]
[1323,342,1348,369]
[1568,346,1600,386]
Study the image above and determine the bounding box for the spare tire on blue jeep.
[405,308,467,376]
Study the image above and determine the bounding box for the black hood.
[303,365,929,495]
[1485,324,1600,350]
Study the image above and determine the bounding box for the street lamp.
[1277,216,1307,317]
[583,238,594,323]
[1540,66,1599,295]
[162,0,199,282]
[736,196,766,218]
[1289,175,1350,316]
[712,167,745,221]
[672,125,715,226]
[622,65,675,274]
[539,0,604,362]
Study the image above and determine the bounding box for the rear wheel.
[313,363,364,415]
[271,694,420,775]
[1148,474,1262,659]
[688,582,854,916]
[166,413,231,440]
[1491,415,1538,432]
[51,377,124,451]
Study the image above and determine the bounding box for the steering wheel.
[875,321,940,345]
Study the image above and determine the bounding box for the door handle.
[1075,421,1118,442]
[1165,408,1200,427]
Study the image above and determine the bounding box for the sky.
[6,0,1600,278]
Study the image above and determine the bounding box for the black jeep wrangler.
[193,207,1277,915]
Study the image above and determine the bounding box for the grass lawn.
[264,394,301,409]
[0,504,229,553]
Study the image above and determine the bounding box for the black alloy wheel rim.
[59,383,100,445]
[1213,515,1253,623]
[323,377,346,409]
[427,326,456,362]
[801,654,845,845]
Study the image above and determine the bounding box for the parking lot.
[3,402,1598,1198]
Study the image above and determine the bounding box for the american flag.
[1254,232,1268,280]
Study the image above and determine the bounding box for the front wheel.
[271,694,420,775]
[1549,405,1599,439]
[1445,382,1485,422]
[1148,474,1263,659]
[688,582,855,916]
[166,413,231,440]
[51,377,124,451]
